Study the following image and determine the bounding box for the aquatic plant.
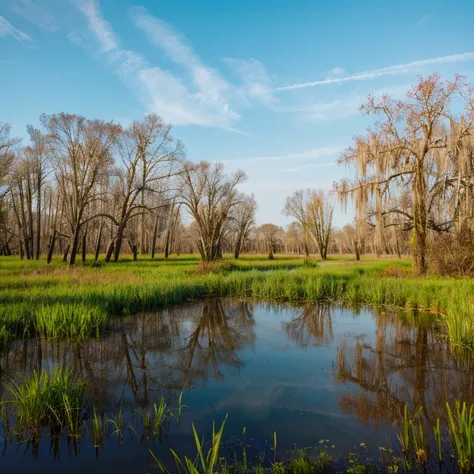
[3,368,86,440]
[89,407,108,449]
[446,401,474,473]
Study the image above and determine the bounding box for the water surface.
[1,298,473,473]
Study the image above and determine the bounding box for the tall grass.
[446,401,474,473]
[3,367,86,440]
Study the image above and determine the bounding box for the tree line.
[0,74,473,273]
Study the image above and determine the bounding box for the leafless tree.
[41,113,120,265]
[259,223,282,260]
[103,114,184,261]
[177,161,246,261]
[229,193,257,259]
[283,189,334,259]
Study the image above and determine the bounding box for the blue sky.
[1,0,474,227]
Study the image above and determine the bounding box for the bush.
[428,226,474,276]
[195,260,237,275]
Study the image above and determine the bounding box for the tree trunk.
[105,241,114,263]
[47,232,57,264]
[268,244,274,260]
[94,225,102,261]
[81,228,87,262]
[413,165,427,274]
[151,214,159,259]
[35,175,42,260]
[63,243,70,262]
[113,232,123,262]
[69,227,81,265]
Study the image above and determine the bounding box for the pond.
[0,298,473,473]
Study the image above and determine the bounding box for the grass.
[0,253,473,353]
[2,367,86,441]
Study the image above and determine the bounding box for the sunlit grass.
[0,253,473,353]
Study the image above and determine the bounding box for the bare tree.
[259,223,282,260]
[104,114,184,262]
[41,113,120,265]
[229,193,257,259]
[177,162,246,261]
[283,189,334,259]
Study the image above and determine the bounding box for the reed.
[446,401,474,473]
[89,406,108,449]
[3,368,86,440]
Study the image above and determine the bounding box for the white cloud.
[274,52,474,92]
[283,162,336,172]
[67,30,83,45]
[129,6,238,127]
[73,0,117,52]
[224,57,276,105]
[286,84,410,122]
[329,66,344,76]
[0,15,34,43]
[11,0,58,32]
[223,146,342,166]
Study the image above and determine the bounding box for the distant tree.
[259,223,282,260]
[177,161,246,261]
[229,193,257,259]
[283,189,334,259]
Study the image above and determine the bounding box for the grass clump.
[35,303,107,339]
[3,367,86,441]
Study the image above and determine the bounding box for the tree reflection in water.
[284,304,333,347]
[335,311,474,426]
[0,299,256,411]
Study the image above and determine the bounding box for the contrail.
[273,52,474,92]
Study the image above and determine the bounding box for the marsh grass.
[3,368,85,441]
[1,254,473,354]
[89,407,108,450]
[446,401,474,473]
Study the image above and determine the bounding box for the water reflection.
[335,312,474,426]
[0,299,256,409]
[1,299,474,471]
[284,304,333,347]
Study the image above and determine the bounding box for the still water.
[0,298,473,473]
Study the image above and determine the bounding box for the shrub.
[428,225,474,276]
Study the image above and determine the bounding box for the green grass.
[3,367,86,440]
[0,253,473,353]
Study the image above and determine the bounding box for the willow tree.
[283,189,334,259]
[177,161,246,261]
[336,74,473,274]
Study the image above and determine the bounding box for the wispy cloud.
[283,161,336,172]
[129,6,239,128]
[67,30,83,46]
[223,146,342,166]
[224,57,276,105]
[73,0,117,52]
[0,15,34,43]
[274,52,474,92]
[286,84,410,122]
[11,0,58,32]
